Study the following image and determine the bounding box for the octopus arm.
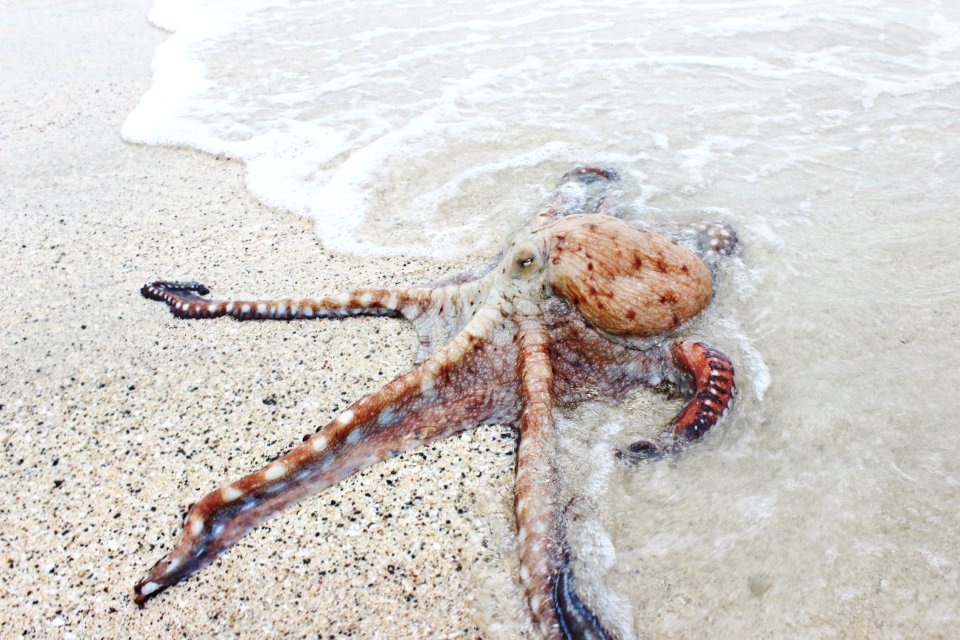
[514,313,615,640]
[643,221,738,273]
[133,299,517,604]
[620,340,737,461]
[141,280,432,321]
[667,341,736,443]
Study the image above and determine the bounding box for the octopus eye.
[509,246,541,278]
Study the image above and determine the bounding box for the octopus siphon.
[134,167,738,639]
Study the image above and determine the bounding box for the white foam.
[126,0,959,259]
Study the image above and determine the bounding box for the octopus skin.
[134,167,738,639]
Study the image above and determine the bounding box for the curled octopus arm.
[620,340,736,462]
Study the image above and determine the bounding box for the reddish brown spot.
[655,258,668,273]
[552,256,561,265]
[659,292,679,305]
[632,254,643,270]
[587,262,594,271]
[626,310,637,320]
[588,285,598,296]
[680,264,690,274]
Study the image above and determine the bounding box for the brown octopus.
[134,167,737,639]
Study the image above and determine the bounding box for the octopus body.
[135,167,738,639]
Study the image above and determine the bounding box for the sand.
[0,2,524,637]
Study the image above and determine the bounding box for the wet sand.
[0,2,521,637]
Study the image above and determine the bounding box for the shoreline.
[0,2,520,637]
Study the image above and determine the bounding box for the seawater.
[125,1,960,637]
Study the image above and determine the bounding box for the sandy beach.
[1,2,518,637]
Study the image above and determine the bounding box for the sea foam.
[125,1,959,258]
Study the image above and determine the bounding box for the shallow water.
[125,0,960,637]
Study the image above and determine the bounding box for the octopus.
[134,167,738,639]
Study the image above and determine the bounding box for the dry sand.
[1,2,524,637]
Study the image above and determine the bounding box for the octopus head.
[543,214,713,337]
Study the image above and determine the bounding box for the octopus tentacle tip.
[553,561,616,640]
[136,168,741,638]
[133,579,165,606]
[616,440,666,464]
